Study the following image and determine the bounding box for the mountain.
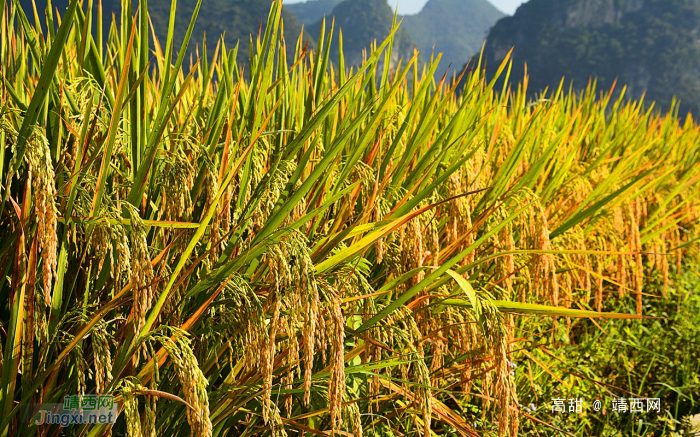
[467,0,700,115]
[286,0,343,25]
[307,0,415,67]
[401,0,504,78]
[19,0,314,66]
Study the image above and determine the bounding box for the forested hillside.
[307,0,415,67]
[467,0,700,115]
[287,0,342,25]
[19,0,315,66]
[402,0,504,77]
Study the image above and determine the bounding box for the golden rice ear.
[629,199,644,315]
[344,398,363,437]
[259,230,326,417]
[406,311,433,436]
[489,305,517,436]
[121,381,143,437]
[203,163,222,264]
[118,379,157,437]
[282,319,297,416]
[303,288,321,406]
[153,330,212,437]
[26,131,58,307]
[128,209,155,340]
[506,314,520,437]
[262,299,281,426]
[328,292,346,435]
[92,320,114,394]
[495,221,515,295]
[595,253,605,311]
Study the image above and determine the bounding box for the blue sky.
[285,0,528,15]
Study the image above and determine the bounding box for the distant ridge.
[465,0,700,115]
[402,0,504,77]
[287,0,343,25]
[307,0,415,67]
[19,0,315,66]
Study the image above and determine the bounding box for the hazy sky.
[285,0,528,15]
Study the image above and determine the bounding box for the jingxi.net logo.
[32,395,118,427]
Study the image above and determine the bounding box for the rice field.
[0,1,699,436]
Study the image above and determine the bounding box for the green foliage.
[510,270,700,436]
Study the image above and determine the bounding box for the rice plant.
[0,1,698,436]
